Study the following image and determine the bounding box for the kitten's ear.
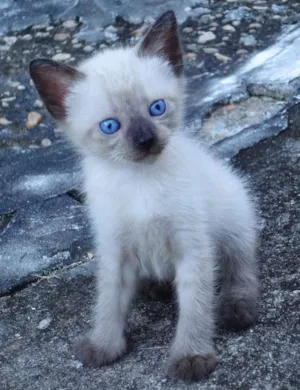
[29,58,84,121]
[138,10,183,76]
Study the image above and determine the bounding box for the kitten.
[30,11,259,382]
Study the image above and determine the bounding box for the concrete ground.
[1,1,300,389]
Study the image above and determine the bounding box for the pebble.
[26,112,43,129]
[214,53,231,63]
[3,36,17,45]
[52,53,71,61]
[63,20,78,29]
[197,31,216,44]
[222,24,236,32]
[17,85,25,90]
[35,32,50,38]
[83,45,94,53]
[0,45,10,52]
[2,102,9,108]
[203,47,218,54]
[71,38,78,44]
[249,23,262,29]
[32,24,48,30]
[186,44,198,52]
[21,34,32,41]
[224,6,254,22]
[182,27,194,34]
[240,34,257,47]
[184,52,197,61]
[41,138,52,147]
[104,31,118,41]
[105,25,118,34]
[73,43,82,49]
[54,33,70,41]
[189,7,211,17]
[253,6,268,11]
[46,26,54,31]
[0,117,12,126]
[236,49,249,55]
[34,99,43,108]
[232,20,241,27]
[37,318,52,330]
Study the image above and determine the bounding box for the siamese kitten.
[30,11,259,382]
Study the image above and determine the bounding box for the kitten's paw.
[168,353,217,382]
[140,280,173,301]
[220,296,258,331]
[74,334,126,367]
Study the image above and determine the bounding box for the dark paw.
[168,354,217,382]
[140,280,173,301]
[220,297,258,331]
[74,335,126,367]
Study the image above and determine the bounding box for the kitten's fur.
[30,11,259,382]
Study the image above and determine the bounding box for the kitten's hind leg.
[218,229,259,332]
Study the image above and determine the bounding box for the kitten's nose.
[133,125,156,152]
[135,133,155,151]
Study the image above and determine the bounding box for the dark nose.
[132,125,156,152]
[135,133,155,151]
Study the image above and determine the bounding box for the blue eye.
[149,99,166,117]
[99,118,121,134]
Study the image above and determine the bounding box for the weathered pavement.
[1,0,300,389]
[2,118,300,390]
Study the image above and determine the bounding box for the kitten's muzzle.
[130,118,163,155]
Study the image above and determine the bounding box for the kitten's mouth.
[133,142,166,162]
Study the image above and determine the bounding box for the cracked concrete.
[2,121,300,389]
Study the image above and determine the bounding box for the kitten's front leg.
[75,246,137,367]
[168,239,217,382]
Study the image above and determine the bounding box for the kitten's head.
[30,11,184,164]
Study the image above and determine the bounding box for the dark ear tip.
[158,10,177,24]
[29,58,59,75]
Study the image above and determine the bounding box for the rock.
[203,47,218,54]
[17,85,25,90]
[26,112,43,129]
[249,23,262,29]
[41,138,52,147]
[0,45,10,52]
[83,45,94,53]
[214,53,231,63]
[223,6,254,23]
[182,27,194,34]
[35,32,50,38]
[184,52,196,61]
[0,117,12,126]
[34,99,43,109]
[20,34,32,41]
[31,24,48,30]
[54,33,70,41]
[232,20,241,27]
[105,25,118,34]
[37,318,52,330]
[240,34,257,47]
[51,53,71,61]
[188,7,211,17]
[222,24,236,32]
[3,36,17,45]
[186,43,198,52]
[62,20,78,29]
[236,49,248,55]
[197,31,216,44]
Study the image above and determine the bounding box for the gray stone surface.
[0,194,92,294]
[1,123,300,389]
[0,140,80,214]
[0,0,195,39]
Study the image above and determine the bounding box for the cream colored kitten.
[30,11,259,382]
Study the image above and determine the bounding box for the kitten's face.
[30,11,184,164]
